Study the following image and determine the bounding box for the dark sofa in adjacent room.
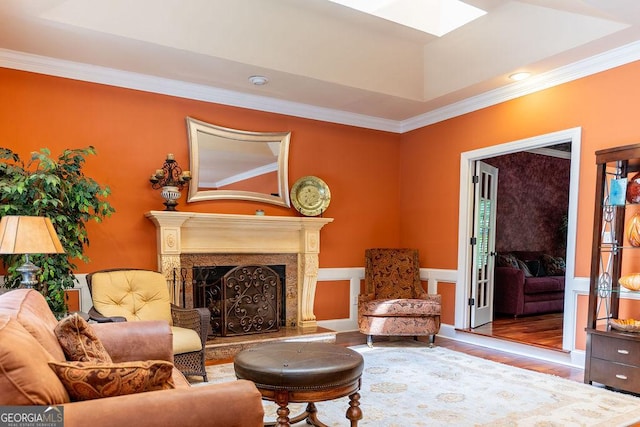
[493,251,566,317]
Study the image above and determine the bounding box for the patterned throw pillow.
[48,360,175,401]
[55,313,112,363]
[516,260,533,277]
[541,254,566,276]
[496,253,519,268]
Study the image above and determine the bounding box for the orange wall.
[400,61,640,273]
[399,60,640,343]
[0,67,401,280]
[6,59,640,330]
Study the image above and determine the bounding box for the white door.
[470,161,499,328]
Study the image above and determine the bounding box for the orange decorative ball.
[626,172,640,203]
[628,214,640,247]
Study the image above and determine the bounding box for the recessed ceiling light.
[327,0,486,37]
[249,75,269,86]
[509,72,531,81]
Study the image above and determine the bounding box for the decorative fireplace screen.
[188,264,285,337]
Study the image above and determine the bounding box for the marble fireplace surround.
[144,211,333,329]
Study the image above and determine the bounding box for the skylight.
[328,0,486,37]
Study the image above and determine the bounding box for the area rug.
[196,341,640,426]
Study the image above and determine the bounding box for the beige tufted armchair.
[86,268,210,381]
[358,248,441,347]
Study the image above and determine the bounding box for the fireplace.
[180,252,298,327]
[145,211,333,329]
[190,264,286,337]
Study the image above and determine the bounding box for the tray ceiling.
[1,0,640,125]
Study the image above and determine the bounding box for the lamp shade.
[0,216,65,255]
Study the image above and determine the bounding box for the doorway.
[455,128,581,353]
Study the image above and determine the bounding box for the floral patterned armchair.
[358,248,441,347]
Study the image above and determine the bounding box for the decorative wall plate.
[290,176,331,216]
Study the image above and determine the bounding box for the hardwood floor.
[335,330,584,383]
[467,312,564,351]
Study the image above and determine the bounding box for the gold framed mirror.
[186,117,291,207]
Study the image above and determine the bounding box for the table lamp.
[0,216,65,289]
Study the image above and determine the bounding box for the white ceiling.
[2,0,640,131]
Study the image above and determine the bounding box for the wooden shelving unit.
[585,143,640,394]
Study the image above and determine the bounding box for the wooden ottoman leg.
[346,391,362,426]
[274,390,291,427]
[305,402,330,427]
[288,402,317,425]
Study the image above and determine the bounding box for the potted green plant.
[0,147,114,315]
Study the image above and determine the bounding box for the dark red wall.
[485,151,570,257]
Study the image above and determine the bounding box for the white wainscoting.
[0,264,595,368]
[0,274,92,314]
[77,267,457,328]
[76,274,91,312]
[316,267,591,369]
[316,267,457,332]
[68,268,592,368]
[315,268,364,332]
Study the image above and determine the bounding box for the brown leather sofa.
[0,289,264,427]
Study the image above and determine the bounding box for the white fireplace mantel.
[145,211,333,329]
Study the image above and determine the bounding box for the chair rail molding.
[316,267,457,332]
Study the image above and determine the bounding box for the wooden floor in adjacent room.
[467,312,564,351]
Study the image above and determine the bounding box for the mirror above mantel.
[186,117,291,207]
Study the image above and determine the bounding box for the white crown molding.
[0,48,402,133]
[2,39,640,135]
[400,39,640,133]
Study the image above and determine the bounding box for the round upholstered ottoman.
[234,342,364,427]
